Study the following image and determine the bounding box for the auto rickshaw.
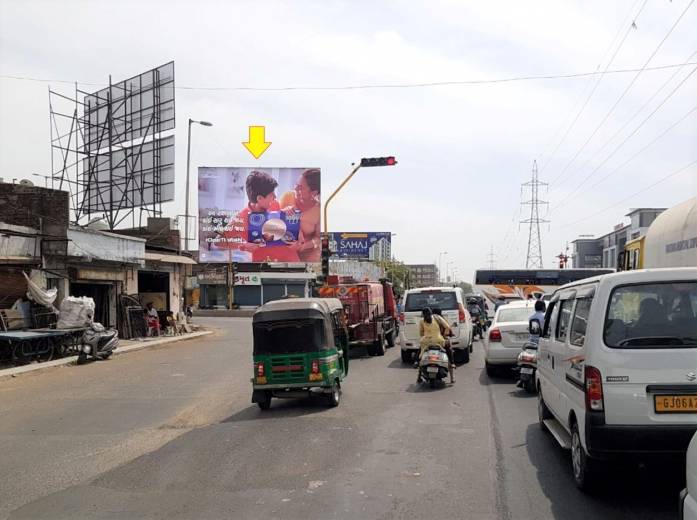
[251,298,349,410]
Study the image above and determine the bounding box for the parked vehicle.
[78,322,118,364]
[681,432,697,520]
[400,287,473,364]
[484,300,537,376]
[317,277,398,356]
[251,298,349,410]
[417,344,451,388]
[536,268,697,491]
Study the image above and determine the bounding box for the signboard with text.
[327,232,391,259]
[234,273,261,285]
[198,167,321,264]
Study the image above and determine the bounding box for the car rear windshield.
[604,281,697,349]
[497,307,533,323]
[405,291,457,312]
[253,319,327,355]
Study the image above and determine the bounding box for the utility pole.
[520,160,549,269]
[486,246,496,270]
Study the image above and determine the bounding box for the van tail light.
[311,360,320,374]
[458,304,466,322]
[256,361,265,377]
[585,365,604,411]
[399,312,404,323]
[489,328,501,342]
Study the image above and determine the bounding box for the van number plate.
[654,395,697,413]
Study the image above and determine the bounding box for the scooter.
[472,315,483,340]
[514,342,538,393]
[418,345,452,388]
[78,322,119,364]
[514,318,542,393]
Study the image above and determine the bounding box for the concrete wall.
[0,183,69,239]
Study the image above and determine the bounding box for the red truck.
[317,277,398,356]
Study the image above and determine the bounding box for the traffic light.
[360,156,397,167]
[321,234,331,283]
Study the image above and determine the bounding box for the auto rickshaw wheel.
[326,381,340,407]
[257,391,272,410]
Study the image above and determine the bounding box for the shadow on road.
[525,423,684,520]
[222,399,332,422]
[387,358,413,370]
[478,367,516,387]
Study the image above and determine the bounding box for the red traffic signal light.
[360,156,397,167]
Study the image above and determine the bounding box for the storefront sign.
[76,268,126,282]
[234,273,261,285]
[197,271,227,285]
[185,276,200,289]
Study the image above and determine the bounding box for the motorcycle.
[78,322,119,364]
[418,344,452,388]
[471,315,484,340]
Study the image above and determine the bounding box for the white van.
[681,432,697,520]
[400,287,473,364]
[536,268,697,491]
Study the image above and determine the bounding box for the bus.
[473,268,614,316]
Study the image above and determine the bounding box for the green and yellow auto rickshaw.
[251,298,349,410]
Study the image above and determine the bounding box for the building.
[193,261,316,309]
[0,182,194,335]
[406,264,438,288]
[571,207,666,269]
[368,238,391,262]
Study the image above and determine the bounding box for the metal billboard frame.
[49,61,176,229]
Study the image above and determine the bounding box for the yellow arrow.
[242,126,271,159]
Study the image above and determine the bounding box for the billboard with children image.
[198,167,321,264]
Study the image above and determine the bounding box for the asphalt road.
[0,318,685,520]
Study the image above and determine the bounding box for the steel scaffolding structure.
[520,160,549,269]
[49,62,176,229]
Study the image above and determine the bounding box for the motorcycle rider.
[416,307,454,384]
[528,300,546,346]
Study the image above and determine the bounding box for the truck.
[317,276,398,356]
[620,196,697,270]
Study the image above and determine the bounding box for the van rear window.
[604,282,697,349]
[405,292,457,312]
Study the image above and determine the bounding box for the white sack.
[56,296,95,329]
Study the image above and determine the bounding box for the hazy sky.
[1,0,695,281]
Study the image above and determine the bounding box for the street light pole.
[184,118,213,251]
[438,251,448,284]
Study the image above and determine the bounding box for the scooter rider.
[528,300,546,346]
[432,308,456,383]
[416,307,455,383]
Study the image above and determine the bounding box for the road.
[0,317,684,520]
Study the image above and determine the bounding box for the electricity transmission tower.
[520,160,549,268]
[486,246,496,270]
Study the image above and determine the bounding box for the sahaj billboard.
[198,167,321,264]
[328,232,392,260]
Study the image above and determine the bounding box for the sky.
[1,0,696,283]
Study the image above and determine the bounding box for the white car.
[400,287,473,364]
[536,268,697,491]
[484,300,537,375]
[682,432,697,520]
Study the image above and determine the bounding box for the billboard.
[198,167,321,263]
[328,232,392,260]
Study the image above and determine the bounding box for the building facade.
[406,264,438,288]
[571,207,666,269]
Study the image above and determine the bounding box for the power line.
[550,64,697,213]
[551,48,697,197]
[558,158,697,229]
[548,0,695,188]
[0,62,696,92]
[541,0,648,178]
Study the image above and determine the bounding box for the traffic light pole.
[323,163,362,236]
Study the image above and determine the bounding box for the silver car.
[484,300,536,376]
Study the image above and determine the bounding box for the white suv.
[536,268,697,491]
[400,287,473,364]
